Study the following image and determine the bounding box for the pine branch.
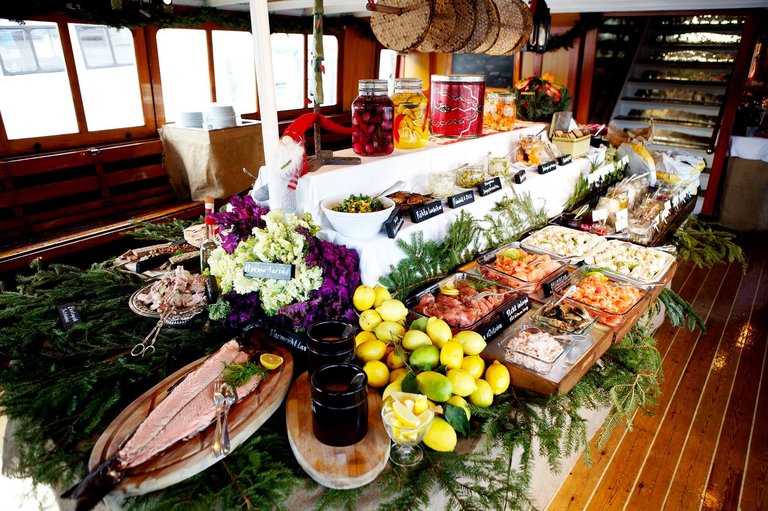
[126,217,200,242]
[659,288,706,333]
[672,217,746,272]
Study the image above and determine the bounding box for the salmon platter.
[477,243,566,300]
[65,335,293,511]
[556,269,648,327]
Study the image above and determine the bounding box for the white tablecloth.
[730,136,768,162]
[294,125,598,285]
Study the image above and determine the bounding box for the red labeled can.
[429,74,486,138]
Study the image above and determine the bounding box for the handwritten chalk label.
[500,294,530,326]
[591,208,608,222]
[513,170,526,184]
[243,262,295,280]
[477,177,502,197]
[479,319,504,342]
[448,190,475,209]
[384,208,404,239]
[57,303,81,330]
[557,154,573,166]
[543,270,570,297]
[538,161,556,174]
[410,200,444,223]
[614,209,629,232]
[269,327,307,352]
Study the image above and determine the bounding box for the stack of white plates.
[177,111,204,128]
[209,104,236,129]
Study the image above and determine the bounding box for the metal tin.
[430,74,486,138]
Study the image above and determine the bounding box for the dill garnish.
[222,361,267,388]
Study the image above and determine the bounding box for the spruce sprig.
[659,288,707,333]
[672,217,746,272]
[126,217,200,242]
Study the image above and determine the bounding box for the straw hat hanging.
[458,0,492,53]
[369,0,434,52]
[485,0,532,55]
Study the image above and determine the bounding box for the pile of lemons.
[352,284,511,452]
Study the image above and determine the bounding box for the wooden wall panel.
[341,27,379,108]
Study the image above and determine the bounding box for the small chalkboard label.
[500,294,530,326]
[538,161,557,174]
[57,303,81,330]
[384,208,404,238]
[410,200,444,223]
[448,190,475,209]
[477,177,502,197]
[269,327,307,352]
[479,319,505,342]
[543,270,570,297]
[557,154,573,166]
[513,170,526,184]
[244,262,295,280]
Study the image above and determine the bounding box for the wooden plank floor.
[548,233,768,511]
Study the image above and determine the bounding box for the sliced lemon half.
[260,353,284,370]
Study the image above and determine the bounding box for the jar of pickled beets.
[352,79,394,157]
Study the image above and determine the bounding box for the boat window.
[306,34,339,107]
[156,28,211,123]
[212,30,257,115]
[378,48,397,95]
[68,23,144,132]
[271,33,305,111]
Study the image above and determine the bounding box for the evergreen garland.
[126,217,199,242]
[672,217,746,271]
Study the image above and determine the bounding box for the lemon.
[382,380,402,400]
[426,316,452,348]
[386,350,407,369]
[402,329,433,351]
[440,341,464,370]
[446,395,471,420]
[259,353,284,370]
[392,400,420,427]
[440,287,460,296]
[355,331,377,346]
[501,248,523,260]
[423,417,457,452]
[446,368,477,397]
[363,360,389,388]
[352,284,376,311]
[359,309,382,332]
[356,339,387,362]
[484,361,510,395]
[374,321,406,343]
[470,379,494,408]
[373,284,392,307]
[376,299,408,322]
[412,394,429,415]
[389,367,408,383]
[461,355,486,379]
[452,330,487,356]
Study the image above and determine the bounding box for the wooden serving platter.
[285,372,390,490]
[89,341,293,496]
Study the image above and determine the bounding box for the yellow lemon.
[376,299,408,322]
[363,360,390,388]
[426,316,452,348]
[374,321,406,343]
[412,394,429,415]
[484,361,510,395]
[423,417,457,452]
[359,309,382,332]
[440,341,464,370]
[352,284,376,311]
[356,339,387,362]
[259,353,284,370]
[402,329,433,351]
[382,380,402,400]
[373,284,392,307]
[446,368,477,397]
[446,395,471,420]
[470,379,494,408]
[389,367,409,384]
[386,350,407,369]
[392,400,420,427]
[461,355,486,379]
[355,331,377,346]
[452,330,487,356]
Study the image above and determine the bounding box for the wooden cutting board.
[285,372,390,490]
[89,341,293,496]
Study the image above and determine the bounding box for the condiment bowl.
[320,196,395,240]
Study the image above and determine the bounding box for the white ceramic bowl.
[321,196,395,240]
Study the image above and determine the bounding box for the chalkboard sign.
[451,54,515,89]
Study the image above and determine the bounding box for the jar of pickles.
[484,92,516,131]
[392,78,428,149]
[352,79,394,157]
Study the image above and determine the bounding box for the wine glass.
[381,398,434,467]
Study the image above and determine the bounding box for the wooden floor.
[548,233,768,511]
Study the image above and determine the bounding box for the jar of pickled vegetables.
[392,78,428,149]
[352,79,394,157]
[484,92,516,131]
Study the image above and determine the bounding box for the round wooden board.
[458,0,491,53]
[285,372,390,490]
[486,0,532,55]
[89,341,293,496]
[370,0,433,52]
[473,0,501,54]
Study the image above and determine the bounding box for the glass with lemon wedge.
[381,391,435,467]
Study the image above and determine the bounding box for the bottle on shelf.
[351,79,394,157]
[200,197,217,273]
[392,78,428,149]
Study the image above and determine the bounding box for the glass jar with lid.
[430,74,486,138]
[484,91,517,131]
[392,78,428,149]
[351,79,394,157]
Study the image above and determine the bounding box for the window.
[156,28,211,123]
[0,22,66,75]
[212,30,257,116]
[73,25,135,69]
[378,49,397,95]
[307,34,338,107]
